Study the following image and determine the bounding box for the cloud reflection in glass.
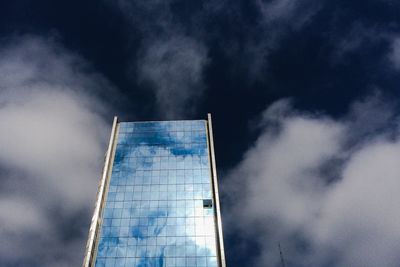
[95,121,218,267]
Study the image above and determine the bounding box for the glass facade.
[92,120,222,267]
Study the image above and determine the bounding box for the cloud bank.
[0,36,112,267]
[225,95,400,267]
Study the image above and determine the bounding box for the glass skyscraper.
[82,115,226,267]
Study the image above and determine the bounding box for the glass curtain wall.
[94,120,219,267]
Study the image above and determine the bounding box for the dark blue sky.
[1,1,400,267]
[2,0,400,168]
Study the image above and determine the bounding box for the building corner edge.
[207,113,227,267]
[82,116,119,267]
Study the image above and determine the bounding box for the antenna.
[279,243,287,267]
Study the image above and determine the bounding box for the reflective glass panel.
[95,120,219,267]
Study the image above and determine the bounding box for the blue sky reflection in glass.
[95,120,218,267]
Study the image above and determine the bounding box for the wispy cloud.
[256,0,320,26]
[238,0,322,80]
[108,0,209,118]
[138,35,208,118]
[224,94,400,267]
[108,0,323,115]
[0,36,112,267]
[389,37,400,70]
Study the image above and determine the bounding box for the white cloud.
[0,196,47,233]
[314,140,400,267]
[0,36,112,266]
[225,95,400,267]
[138,36,208,118]
[107,0,209,118]
[257,0,304,24]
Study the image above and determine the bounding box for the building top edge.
[118,119,207,124]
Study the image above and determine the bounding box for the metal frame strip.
[207,113,227,267]
[82,116,118,267]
